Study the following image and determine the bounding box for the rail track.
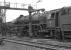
[1,38,71,50]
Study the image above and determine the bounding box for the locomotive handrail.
[47,19,55,20]
[10,23,47,27]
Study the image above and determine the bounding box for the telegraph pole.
[3,0,6,36]
[4,0,6,23]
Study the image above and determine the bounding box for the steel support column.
[28,6,33,37]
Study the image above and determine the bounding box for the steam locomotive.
[12,12,48,37]
[7,7,71,41]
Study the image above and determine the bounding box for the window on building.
[51,13,55,18]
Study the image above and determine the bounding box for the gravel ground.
[0,36,71,50]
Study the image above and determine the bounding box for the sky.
[0,0,71,22]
